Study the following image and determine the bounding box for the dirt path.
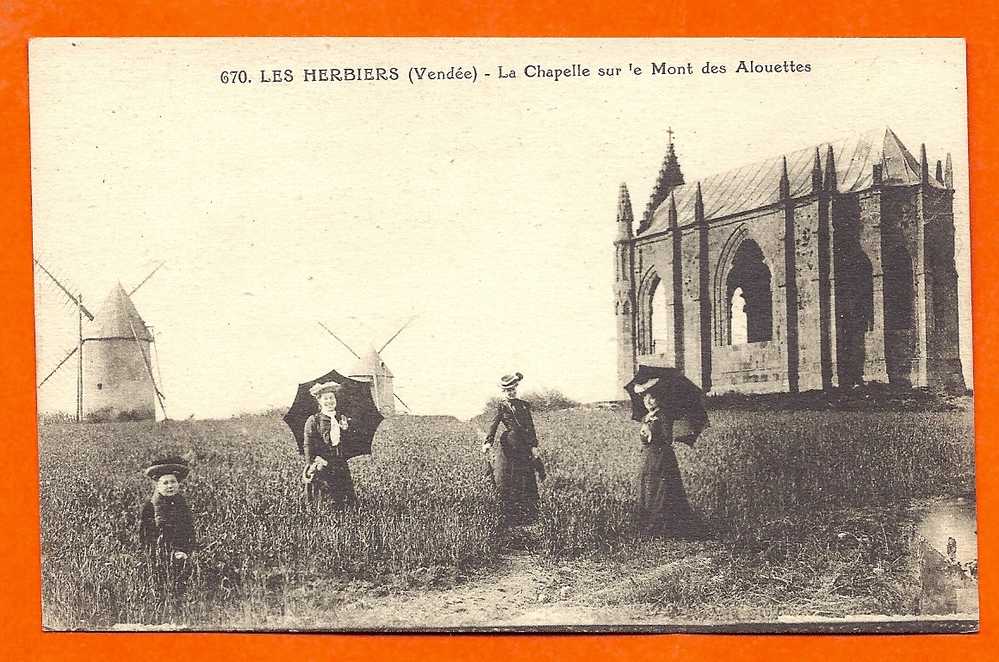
[284,552,584,629]
[278,545,722,630]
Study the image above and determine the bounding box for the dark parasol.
[283,369,385,459]
[624,365,709,447]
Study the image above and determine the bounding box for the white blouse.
[320,409,342,446]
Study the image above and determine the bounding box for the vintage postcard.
[29,37,976,632]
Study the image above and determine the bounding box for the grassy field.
[38,402,975,629]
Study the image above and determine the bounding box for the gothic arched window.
[650,277,673,356]
[726,240,772,344]
[883,245,914,331]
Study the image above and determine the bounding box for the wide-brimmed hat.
[309,381,342,398]
[499,372,524,389]
[144,456,190,481]
[633,377,661,395]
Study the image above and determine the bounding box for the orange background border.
[1,2,995,660]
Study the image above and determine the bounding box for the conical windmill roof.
[83,282,153,341]
[349,346,394,379]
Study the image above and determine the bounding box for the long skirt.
[307,458,357,507]
[637,443,702,538]
[489,442,539,526]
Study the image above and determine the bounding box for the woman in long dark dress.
[634,378,702,538]
[302,382,357,507]
[483,372,541,526]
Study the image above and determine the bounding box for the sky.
[29,38,972,420]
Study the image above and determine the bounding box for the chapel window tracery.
[726,240,772,344]
[649,277,673,356]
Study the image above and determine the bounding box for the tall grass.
[39,404,975,627]
[39,415,500,627]
[531,407,974,615]
[533,408,974,553]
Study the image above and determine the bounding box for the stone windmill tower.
[81,283,160,421]
[35,260,167,421]
[317,317,415,415]
[348,346,396,415]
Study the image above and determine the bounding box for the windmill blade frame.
[393,392,411,412]
[378,315,418,354]
[128,261,165,296]
[33,258,94,320]
[37,346,79,388]
[150,327,166,398]
[318,321,361,359]
[129,319,167,419]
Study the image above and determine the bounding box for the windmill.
[317,317,415,415]
[35,259,167,422]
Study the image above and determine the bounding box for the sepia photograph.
[29,37,976,632]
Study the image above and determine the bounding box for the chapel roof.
[640,127,946,236]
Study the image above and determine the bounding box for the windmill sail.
[33,258,94,320]
[129,261,165,296]
[318,321,361,358]
[35,260,167,422]
[37,346,78,389]
[321,317,416,416]
[379,315,417,353]
[129,319,167,419]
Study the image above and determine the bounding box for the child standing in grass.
[138,456,197,600]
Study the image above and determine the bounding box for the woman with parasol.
[302,381,358,506]
[483,372,544,526]
[628,368,709,539]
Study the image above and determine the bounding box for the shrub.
[480,388,579,420]
[38,411,76,425]
[525,388,580,412]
